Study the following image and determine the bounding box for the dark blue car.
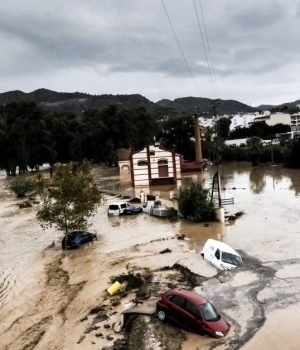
[123,204,143,215]
[62,231,97,249]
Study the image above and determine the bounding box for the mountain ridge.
[4,88,298,117]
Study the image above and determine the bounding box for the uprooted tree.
[37,161,101,246]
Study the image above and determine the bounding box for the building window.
[137,160,148,166]
[158,159,168,165]
[150,150,155,156]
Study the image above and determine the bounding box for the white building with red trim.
[118,144,181,187]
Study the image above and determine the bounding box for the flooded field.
[0,162,299,350]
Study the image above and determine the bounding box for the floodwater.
[242,303,300,350]
[0,162,300,350]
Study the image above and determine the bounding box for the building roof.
[131,144,181,157]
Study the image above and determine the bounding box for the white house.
[199,116,214,128]
[250,112,291,127]
[230,113,256,131]
[291,112,300,131]
[118,144,181,187]
[225,138,248,147]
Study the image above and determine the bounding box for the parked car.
[201,239,242,270]
[142,200,171,218]
[62,231,97,249]
[107,202,142,216]
[157,288,230,338]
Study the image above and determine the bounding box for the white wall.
[132,145,181,186]
[266,113,291,126]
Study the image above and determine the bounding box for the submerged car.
[156,288,230,338]
[142,200,171,218]
[62,231,97,249]
[107,202,142,216]
[201,239,242,270]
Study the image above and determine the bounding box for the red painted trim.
[146,145,152,186]
[130,153,135,187]
[172,150,177,184]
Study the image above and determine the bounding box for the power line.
[198,0,220,97]
[193,0,217,98]
[160,0,200,96]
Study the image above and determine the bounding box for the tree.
[247,136,263,165]
[216,117,231,140]
[158,116,195,160]
[286,138,300,168]
[37,161,101,245]
[175,182,216,222]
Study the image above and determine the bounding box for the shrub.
[175,182,216,222]
[9,177,35,197]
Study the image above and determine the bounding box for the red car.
[156,288,230,338]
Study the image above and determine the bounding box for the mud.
[0,163,300,349]
[1,253,86,350]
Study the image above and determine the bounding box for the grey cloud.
[0,0,299,105]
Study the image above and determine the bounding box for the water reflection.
[289,171,300,195]
[249,167,266,194]
[95,162,300,204]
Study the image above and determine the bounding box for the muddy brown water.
[0,162,299,350]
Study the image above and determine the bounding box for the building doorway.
[158,159,168,177]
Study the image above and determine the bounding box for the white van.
[201,239,242,270]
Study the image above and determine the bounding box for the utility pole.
[212,104,222,209]
[208,102,225,222]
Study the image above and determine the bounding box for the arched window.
[137,160,148,166]
[121,164,130,170]
[158,159,168,165]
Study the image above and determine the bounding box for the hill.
[0,89,257,117]
[257,99,300,112]
[156,97,255,115]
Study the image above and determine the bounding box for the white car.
[142,200,170,218]
[201,239,242,270]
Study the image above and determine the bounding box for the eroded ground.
[0,163,300,350]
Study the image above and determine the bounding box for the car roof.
[165,288,208,305]
[204,239,240,256]
[69,231,91,235]
[108,202,127,206]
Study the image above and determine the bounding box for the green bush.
[175,182,216,222]
[9,177,35,197]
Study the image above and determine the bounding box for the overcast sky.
[0,0,299,105]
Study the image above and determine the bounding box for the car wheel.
[157,309,167,322]
[62,237,66,250]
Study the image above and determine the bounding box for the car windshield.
[221,252,242,266]
[200,302,220,322]
[109,205,119,210]
[70,231,80,236]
